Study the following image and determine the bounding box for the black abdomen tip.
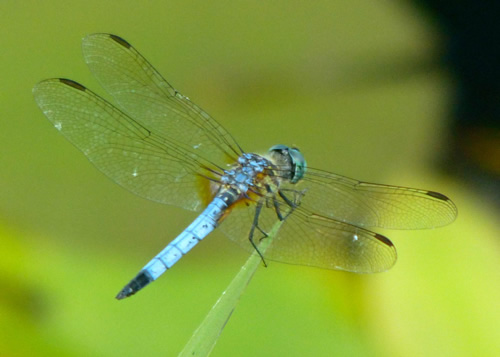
[115,270,154,300]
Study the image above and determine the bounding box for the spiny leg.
[277,189,303,220]
[272,195,284,221]
[267,183,291,222]
[248,199,268,267]
[247,189,306,266]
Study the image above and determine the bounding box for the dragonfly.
[33,34,457,300]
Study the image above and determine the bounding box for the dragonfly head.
[268,145,307,184]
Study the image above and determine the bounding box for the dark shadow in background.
[414,0,500,206]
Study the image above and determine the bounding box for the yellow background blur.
[1,1,498,356]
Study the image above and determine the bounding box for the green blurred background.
[1,1,498,356]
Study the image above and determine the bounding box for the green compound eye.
[268,144,307,184]
[288,147,307,184]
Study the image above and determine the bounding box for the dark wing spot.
[59,78,86,91]
[109,34,131,48]
[374,233,394,247]
[426,191,450,201]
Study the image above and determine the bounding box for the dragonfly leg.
[248,199,268,267]
[278,189,305,220]
[272,195,285,221]
[256,225,269,241]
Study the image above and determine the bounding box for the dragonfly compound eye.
[268,145,307,184]
[288,147,307,184]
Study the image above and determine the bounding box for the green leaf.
[179,221,282,357]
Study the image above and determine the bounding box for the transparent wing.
[33,79,221,211]
[218,190,396,273]
[280,167,458,230]
[81,33,242,165]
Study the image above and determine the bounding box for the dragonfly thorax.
[219,146,306,197]
[221,153,273,193]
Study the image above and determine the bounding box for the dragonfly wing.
[269,210,397,273]
[81,33,242,166]
[33,79,220,211]
[283,167,457,230]
[218,192,396,273]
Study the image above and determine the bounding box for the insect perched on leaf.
[33,34,458,299]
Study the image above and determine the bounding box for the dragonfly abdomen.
[116,197,228,299]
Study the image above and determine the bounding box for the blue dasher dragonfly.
[33,34,457,300]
